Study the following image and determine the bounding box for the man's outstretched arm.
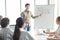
[31,14,42,19]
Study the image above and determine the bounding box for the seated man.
[0,15,3,26]
[43,16,60,38]
[0,18,13,40]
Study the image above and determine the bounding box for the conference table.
[47,37,60,40]
[35,34,60,40]
[28,30,60,40]
[11,28,60,40]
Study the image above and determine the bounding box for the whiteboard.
[34,5,55,29]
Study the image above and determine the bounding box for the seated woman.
[0,18,13,40]
[43,16,60,38]
[13,17,34,40]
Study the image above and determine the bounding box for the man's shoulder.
[21,11,25,13]
[7,29,13,33]
[21,11,25,15]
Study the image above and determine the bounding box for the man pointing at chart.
[21,3,42,31]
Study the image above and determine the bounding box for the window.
[49,0,58,31]
[35,0,48,5]
[0,0,5,17]
[6,0,20,25]
[49,0,55,4]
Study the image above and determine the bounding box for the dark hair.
[25,3,30,7]
[1,18,9,28]
[13,17,25,40]
[57,16,60,21]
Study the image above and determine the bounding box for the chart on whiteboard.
[34,5,55,29]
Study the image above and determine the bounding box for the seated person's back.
[0,18,13,40]
[13,17,34,40]
[19,30,34,40]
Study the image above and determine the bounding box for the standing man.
[21,3,42,31]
